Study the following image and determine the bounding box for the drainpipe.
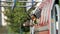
[0,0,2,26]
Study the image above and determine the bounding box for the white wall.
[26,0,42,11]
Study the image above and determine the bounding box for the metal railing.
[0,0,40,7]
[0,1,40,3]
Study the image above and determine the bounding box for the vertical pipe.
[59,7,60,34]
[50,5,56,34]
[32,0,34,7]
[53,6,56,34]
[54,4,59,34]
[12,0,16,10]
[55,4,60,34]
[0,0,2,26]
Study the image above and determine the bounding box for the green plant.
[4,1,30,33]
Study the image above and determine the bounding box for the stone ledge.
[34,26,48,32]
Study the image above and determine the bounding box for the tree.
[4,1,30,33]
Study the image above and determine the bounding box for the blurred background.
[0,0,60,34]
